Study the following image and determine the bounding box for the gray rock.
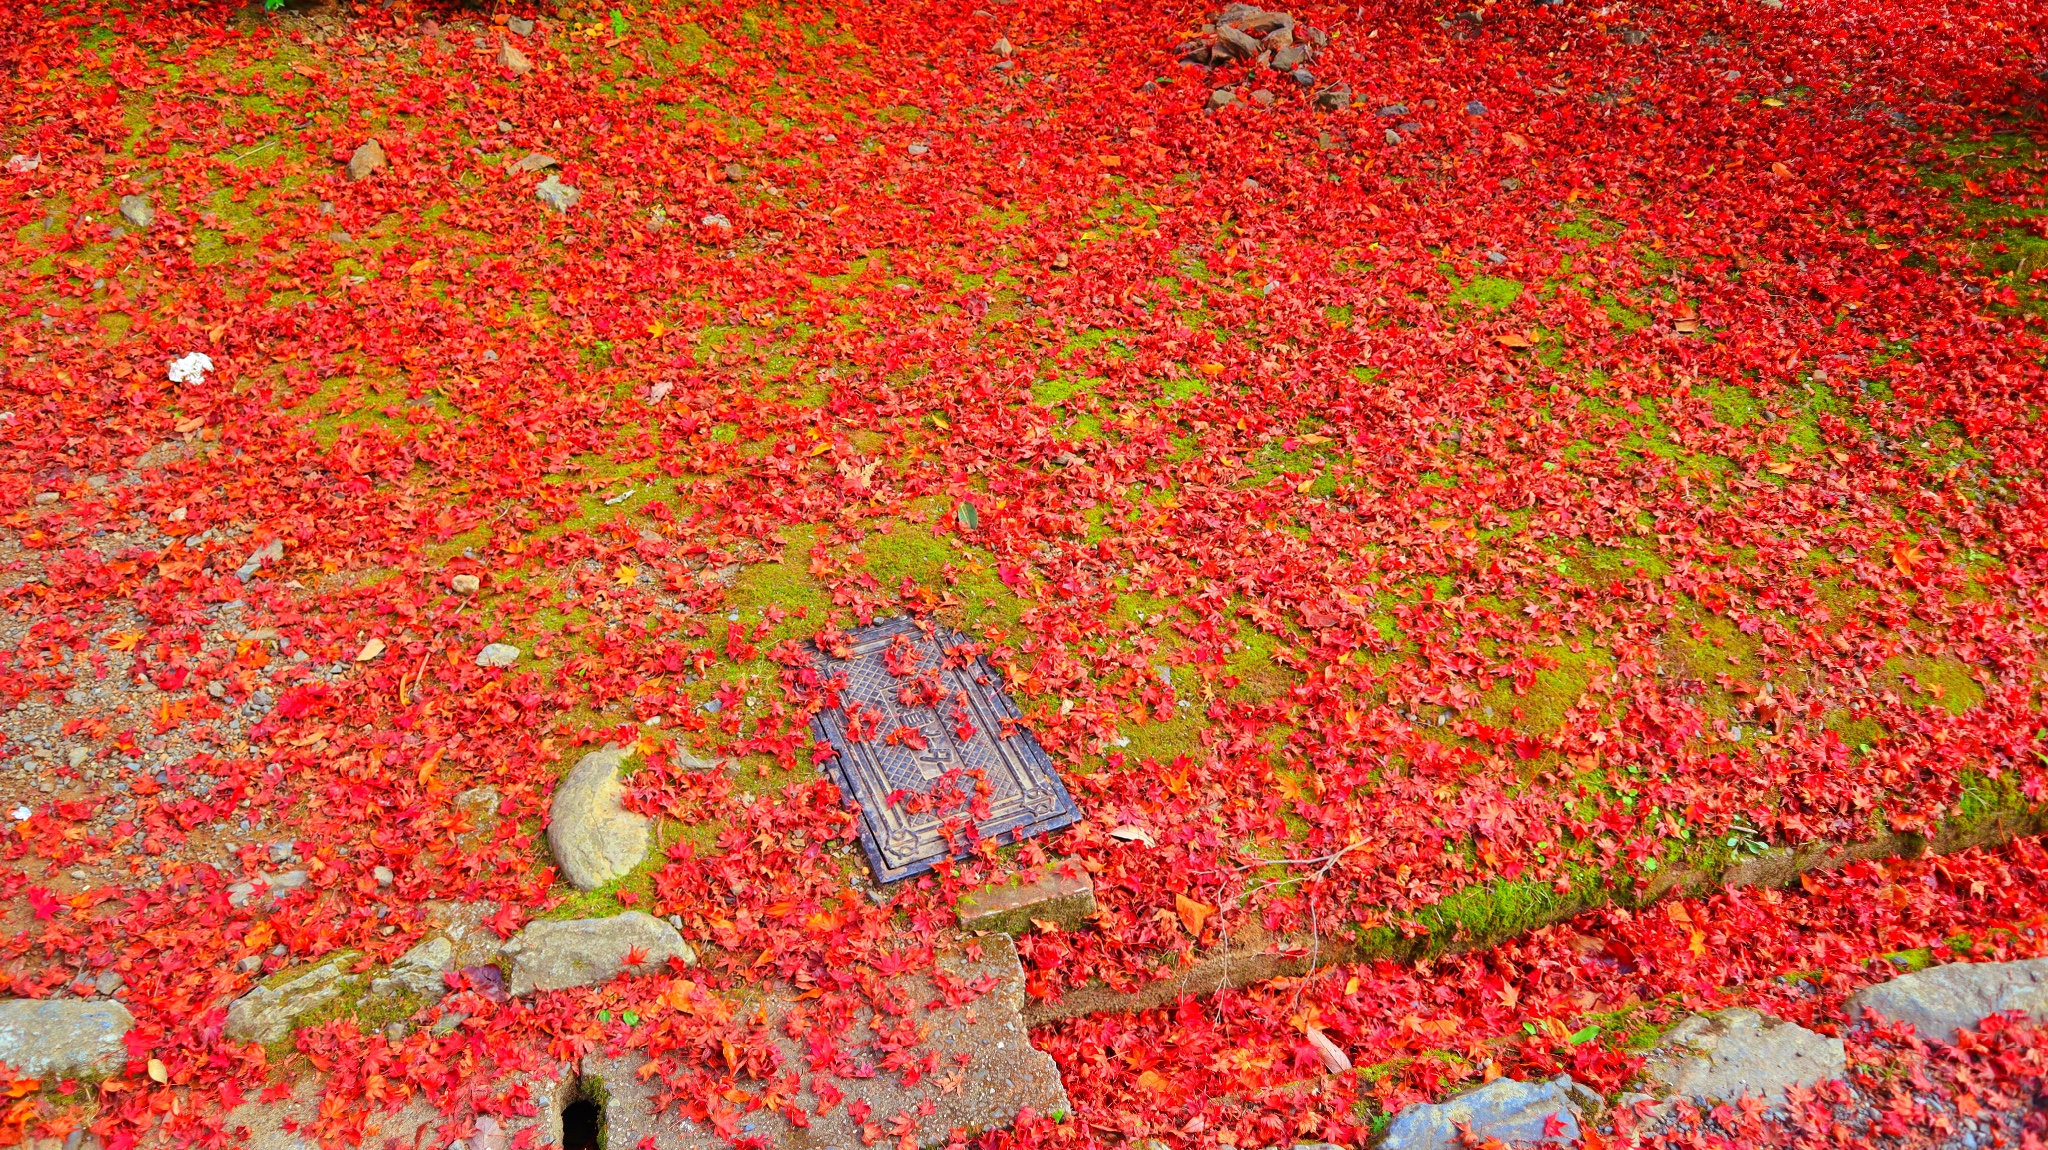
[1466,100,1487,115]
[1557,1076,1604,1116]
[1621,27,1650,45]
[345,139,386,181]
[506,16,535,35]
[235,539,283,581]
[1314,85,1351,110]
[535,175,580,213]
[0,999,134,1077]
[1249,88,1277,107]
[227,869,308,908]
[546,747,650,891]
[94,971,123,997]
[724,161,748,180]
[498,41,532,76]
[672,746,726,772]
[1290,68,1314,86]
[117,195,154,230]
[1644,1008,1845,1107]
[475,643,521,668]
[1611,1091,1660,1116]
[369,936,453,1000]
[1378,102,1409,116]
[450,573,482,594]
[1847,958,2048,1044]
[513,153,556,173]
[1270,44,1312,69]
[374,865,394,887]
[224,954,359,1044]
[501,912,695,996]
[1382,1076,1581,1149]
[700,212,732,230]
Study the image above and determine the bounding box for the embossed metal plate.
[809,616,1079,883]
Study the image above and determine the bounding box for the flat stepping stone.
[582,934,1066,1148]
[0,998,133,1078]
[1847,956,2048,1044]
[501,911,695,996]
[809,616,1078,882]
[222,1058,573,1148]
[1381,1074,1584,1148]
[1643,1008,1845,1107]
[547,746,650,891]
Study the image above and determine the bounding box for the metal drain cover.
[808,616,1079,883]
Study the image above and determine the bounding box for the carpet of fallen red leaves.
[3,0,2048,1145]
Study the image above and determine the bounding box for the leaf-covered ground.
[2,0,2047,1145]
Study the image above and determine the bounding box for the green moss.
[1224,629,1297,702]
[1358,866,1608,959]
[1451,274,1524,310]
[1034,374,1099,407]
[1555,217,1612,244]
[1479,645,1598,737]
[1879,654,1985,716]
[1116,712,1204,766]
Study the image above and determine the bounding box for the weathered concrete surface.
[1847,957,2048,1044]
[0,998,133,1078]
[957,861,1096,935]
[217,1060,572,1149]
[1644,1008,1845,1107]
[1379,1075,1581,1149]
[583,935,1067,1148]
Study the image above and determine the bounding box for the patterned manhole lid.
[808,615,1079,883]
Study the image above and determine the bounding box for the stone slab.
[502,911,694,996]
[809,616,1078,883]
[225,954,359,1045]
[583,934,1067,1148]
[217,1060,572,1150]
[957,861,1096,934]
[0,998,133,1078]
[1847,957,2048,1044]
[1644,1008,1845,1107]
[1380,1075,1581,1149]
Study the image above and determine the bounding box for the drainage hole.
[561,1097,602,1150]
